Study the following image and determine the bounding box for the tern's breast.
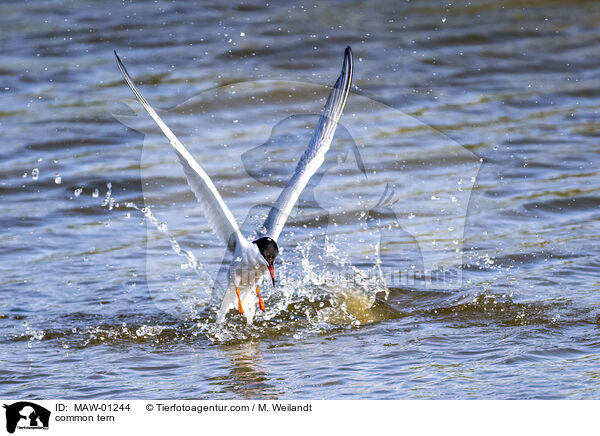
[229,243,267,287]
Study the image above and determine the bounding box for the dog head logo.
[3,402,50,434]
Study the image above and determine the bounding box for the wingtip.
[343,46,353,72]
[114,51,128,77]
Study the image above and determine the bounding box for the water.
[1,0,599,399]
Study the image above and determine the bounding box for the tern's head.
[253,236,278,286]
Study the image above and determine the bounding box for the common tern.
[114,47,353,323]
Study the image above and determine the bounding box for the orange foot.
[235,286,243,315]
[256,285,266,312]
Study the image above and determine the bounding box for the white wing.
[114,51,244,249]
[261,46,353,241]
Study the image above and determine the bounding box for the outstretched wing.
[261,46,353,241]
[114,51,244,248]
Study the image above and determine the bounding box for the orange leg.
[235,287,243,315]
[256,285,265,312]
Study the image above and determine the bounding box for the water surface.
[1,0,599,399]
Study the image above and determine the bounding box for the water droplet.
[441,17,447,23]
[408,212,415,220]
[54,174,62,184]
[92,188,99,198]
[31,168,39,180]
[74,187,82,197]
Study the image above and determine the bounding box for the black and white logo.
[3,402,50,434]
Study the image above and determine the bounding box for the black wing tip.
[342,46,353,78]
[114,50,123,68]
[113,51,129,78]
[344,46,353,63]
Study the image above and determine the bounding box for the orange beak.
[267,264,275,286]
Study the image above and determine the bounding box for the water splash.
[124,202,201,273]
[63,181,418,344]
[200,233,390,343]
[101,182,114,210]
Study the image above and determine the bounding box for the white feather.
[261,47,353,241]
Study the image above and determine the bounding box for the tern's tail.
[217,283,258,325]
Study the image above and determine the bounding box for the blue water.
[1,0,599,399]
